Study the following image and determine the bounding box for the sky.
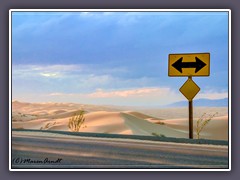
[11,11,229,106]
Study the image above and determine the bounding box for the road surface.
[11,131,228,169]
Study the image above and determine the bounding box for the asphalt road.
[11,133,229,169]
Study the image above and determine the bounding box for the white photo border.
[9,9,231,171]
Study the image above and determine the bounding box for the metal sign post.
[189,100,193,139]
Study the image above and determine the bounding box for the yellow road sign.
[168,53,210,76]
[179,78,200,101]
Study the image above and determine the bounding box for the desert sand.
[11,101,228,140]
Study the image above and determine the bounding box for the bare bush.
[40,121,56,130]
[68,110,85,132]
[196,112,218,139]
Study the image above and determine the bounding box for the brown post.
[188,76,194,139]
[189,100,193,139]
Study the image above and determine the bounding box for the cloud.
[12,64,229,106]
[15,87,229,106]
[13,12,72,35]
[13,64,82,72]
[13,64,82,78]
[48,87,171,98]
[12,63,159,93]
[77,11,143,26]
[45,87,183,106]
[87,88,169,98]
[12,64,127,78]
[40,73,59,78]
[49,92,71,96]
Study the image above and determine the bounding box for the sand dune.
[123,111,163,120]
[122,113,186,138]
[163,116,228,140]
[12,101,123,115]
[12,101,228,140]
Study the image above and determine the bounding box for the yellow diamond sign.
[179,78,200,101]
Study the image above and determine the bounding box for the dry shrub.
[196,112,218,139]
[68,110,85,132]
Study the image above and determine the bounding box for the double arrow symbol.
[172,57,206,73]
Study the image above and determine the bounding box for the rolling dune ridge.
[12,101,228,140]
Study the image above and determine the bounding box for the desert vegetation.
[68,110,86,132]
[40,121,56,130]
[155,121,165,125]
[152,132,166,138]
[196,112,218,139]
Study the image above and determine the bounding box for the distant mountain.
[165,98,228,107]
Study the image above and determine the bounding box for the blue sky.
[11,11,229,106]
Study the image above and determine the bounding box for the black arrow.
[172,57,206,73]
